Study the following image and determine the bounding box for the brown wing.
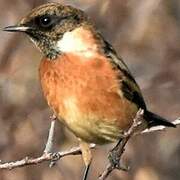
[102,39,147,110]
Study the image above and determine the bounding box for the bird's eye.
[39,15,52,28]
[34,15,56,30]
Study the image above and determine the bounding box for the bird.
[3,2,176,180]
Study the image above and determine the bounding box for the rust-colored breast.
[39,53,138,144]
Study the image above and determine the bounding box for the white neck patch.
[56,27,98,58]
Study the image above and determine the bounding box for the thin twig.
[0,115,96,170]
[44,115,57,154]
[0,144,96,170]
[141,118,180,134]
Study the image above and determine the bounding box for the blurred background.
[0,0,180,179]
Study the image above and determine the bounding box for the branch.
[43,115,57,154]
[140,118,180,134]
[0,144,95,170]
[0,116,95,170]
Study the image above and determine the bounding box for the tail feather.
[144,110,176,128]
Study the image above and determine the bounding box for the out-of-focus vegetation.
[0,0,180,180]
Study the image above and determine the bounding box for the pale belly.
[44,91,138,144]
[57,96,126,144]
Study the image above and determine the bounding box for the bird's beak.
[2,25,31,32]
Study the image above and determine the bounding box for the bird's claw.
[49,152,61,168]
[108,149,129,171]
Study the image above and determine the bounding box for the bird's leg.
[79,140,92,180]
[108,137,129,171]
[108,109,144,172]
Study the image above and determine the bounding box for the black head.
[3,3,89,59]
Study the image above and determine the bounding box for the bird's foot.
[49,152,61,167]
[108,145,129,171]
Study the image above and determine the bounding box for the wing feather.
[102,39,146,110]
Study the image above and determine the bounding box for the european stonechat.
[3,3,175,180]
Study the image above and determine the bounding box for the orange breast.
[39,53,138,144]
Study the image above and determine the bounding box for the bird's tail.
[144,110,176,128]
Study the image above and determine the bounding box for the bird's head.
[3,3,91,59]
